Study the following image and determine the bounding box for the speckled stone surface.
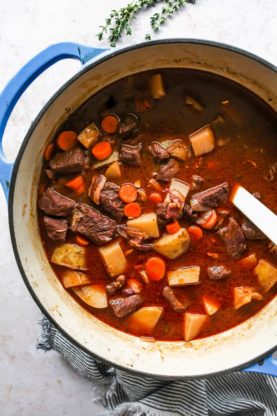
[0,0,276,414]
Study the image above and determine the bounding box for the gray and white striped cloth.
[38,317,277,415]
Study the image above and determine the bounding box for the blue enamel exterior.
[243,355,276,376]
[0,42,105,199]
[0,41,275,377]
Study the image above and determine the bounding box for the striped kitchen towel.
[38,317,277,416]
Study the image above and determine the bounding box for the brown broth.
[38,69,277,341]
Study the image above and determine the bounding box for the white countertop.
[0,0,276,414]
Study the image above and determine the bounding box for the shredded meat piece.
[156,191,184,221]
[167,139,191,161]
[119,143,142,166]
[71,203,117,245]
[207,265,231,280]
[190,182,229,211]
[49,147,90,173]
[117,225,152,251]
[218,218,247,259]
[183,203,198,220]
[89,174,107,205]
[154,159,180,182]
[162,286,188,313]
[148,141,170,163]
[191,174,204,191]
[106,275,126,295]
[43,216,68,241]
[38,187,75,217]
[265,161,277,181]
[109,294,144,318]
[45,169,56,181]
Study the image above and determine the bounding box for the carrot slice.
[65,176,86,195]
[119,184,137,203]
[65,175,84,190]
[91,141,112,160]
[148,192,162,204]
[43,142,55,161]
[56,131,77,151]
[75,235,90,247]
[101,114,119,134]
[166,220,181,235]
[124,202,142,218]
[146,257,166,281]
[187,225,203,242]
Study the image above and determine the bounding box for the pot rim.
[8,38,277,380]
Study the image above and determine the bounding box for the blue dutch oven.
[0,40,276,378]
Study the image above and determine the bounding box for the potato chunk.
[127,212,159,238]
[165,178,190,202]
[168,266,200,286]
[150,73,166,100]
[105,161,122,180]
[77,122,99,149]
[51,244,87,270]
[61,270,91,288]
[73,284,107,308]
[254,259,277,292]
[183,313,208,341]
[99,240,127,277]
[154,228,190,259]
[128,306,163,334]
[233,286,263,310]
[189,125,215,156]
[202,295,221,315]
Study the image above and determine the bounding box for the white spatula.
[230,184,277,245]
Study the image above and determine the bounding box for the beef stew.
[37,69,277,341]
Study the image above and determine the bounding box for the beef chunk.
[242,219,266,240]
[218,218,247,259]
[43,216,68,241]
[119,143,142,166]
[190,182,229,211]
[49,147,90,173]
[156,191,184,221]
[191,174,204,191]
[38,187,76,217]
[154,159,180,182]
[106,275,126,295]
[109,294,144,318]
[148,141,170,163]
[207,265,231,280]
[89,174,107,205]
[71,203,117,245]
[162,286,188,313]
[100,182,124,221]
[117,225,153,252]
[119,113,139,138]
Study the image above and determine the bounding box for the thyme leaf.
[97,0,196,47]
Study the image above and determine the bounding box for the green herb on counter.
[97,0,196,47]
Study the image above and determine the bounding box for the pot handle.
[242,354,277,376]
[0,42,107,200]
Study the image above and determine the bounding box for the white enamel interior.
[11,42,277,378]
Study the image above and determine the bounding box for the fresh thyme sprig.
[97,0,196,47]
